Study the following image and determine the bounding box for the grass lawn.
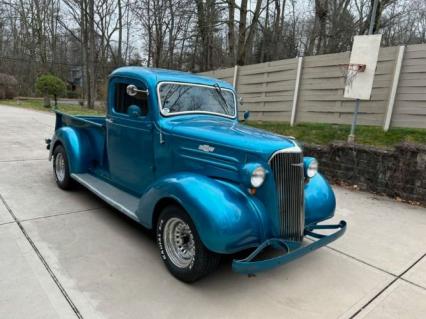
[0,99,105,116]
[1,99,424,147]
[248,122,426,147]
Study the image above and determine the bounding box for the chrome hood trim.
[268,145,302,163]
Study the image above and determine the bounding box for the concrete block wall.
[304,142,426,205]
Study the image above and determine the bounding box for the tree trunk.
[146,0,152,67]
[227,0,236,64]
[117,0,123,66]
[280,0,286,31]
[195,0,208,71]
[190,33,199,71]
[88,0,96,109]
[243,0,262,64]
[237,0,262,65]
[272,0,281,59]
[315,0,328,54]
[168,0,175,68]
[236,0,248,65]
[260,0,270,62]
[80,0,88,104]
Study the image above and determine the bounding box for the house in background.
[68,65,83,92]
[64,66,83,99]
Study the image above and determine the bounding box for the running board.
[71,173,139,221]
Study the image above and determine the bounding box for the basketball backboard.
[344,34,382,100]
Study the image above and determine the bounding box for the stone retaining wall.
[304,142,426,205]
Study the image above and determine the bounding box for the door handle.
[106,118,113,124]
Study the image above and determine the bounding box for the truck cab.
[48,67,346,282]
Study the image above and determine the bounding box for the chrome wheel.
[55,152,66,182]
[163,217,196,268]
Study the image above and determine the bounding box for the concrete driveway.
[0,104,425,319]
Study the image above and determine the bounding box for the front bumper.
[232,220,347,274]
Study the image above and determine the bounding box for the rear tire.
[156,205,221,282]
[52,145,74,190]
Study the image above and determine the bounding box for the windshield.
[158,82,236,118]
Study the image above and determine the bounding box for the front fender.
[137,173,269,254]
[51,127,94,174]
[304,173,336,225]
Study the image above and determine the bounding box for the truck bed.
[54,111,106,130]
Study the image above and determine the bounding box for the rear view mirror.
[240,110,250,123]
[243,111,250,120]
[126,84,149,97]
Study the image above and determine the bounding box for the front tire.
[52,145,74,190]
[156,205,220,282]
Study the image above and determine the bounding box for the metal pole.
[347,99,360,143]
[368,0,380,35]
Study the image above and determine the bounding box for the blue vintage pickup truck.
[47,67,346,282]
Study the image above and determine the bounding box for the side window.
[114,83,148,116]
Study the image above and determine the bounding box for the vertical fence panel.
[237,58,298,121]
[383,46,405,131]
[232,65,239,88]
[297,51,350,124]
[391,44,426,129]
[290,56,303,126]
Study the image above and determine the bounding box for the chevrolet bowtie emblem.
[198,144,215,153]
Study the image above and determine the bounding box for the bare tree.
[236,0,263,65]
[1,0,425,98]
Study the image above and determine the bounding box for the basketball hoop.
[339,63,366,88]
[342,34,381,143]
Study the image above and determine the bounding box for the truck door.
[106,77,153,195]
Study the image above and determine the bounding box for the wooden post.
[290,56,303,126]
[232,65,239,89]
[383,45,405,132]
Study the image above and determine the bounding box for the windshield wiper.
[213,83,231,115]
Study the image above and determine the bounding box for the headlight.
[306,159,318,178]
[251,166,266,188]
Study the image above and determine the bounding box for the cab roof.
[110,67,234,90]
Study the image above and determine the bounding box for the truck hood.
[165,116,297,159]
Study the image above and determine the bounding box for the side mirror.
[128,104,142,118]
[126,84,149,97]
[243,110,250,121]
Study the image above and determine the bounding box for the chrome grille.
[269,151,305,241]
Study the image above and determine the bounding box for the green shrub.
[35,74,66,108]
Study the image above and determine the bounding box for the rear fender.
[50,127,95,174]
[138,173,269,254]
